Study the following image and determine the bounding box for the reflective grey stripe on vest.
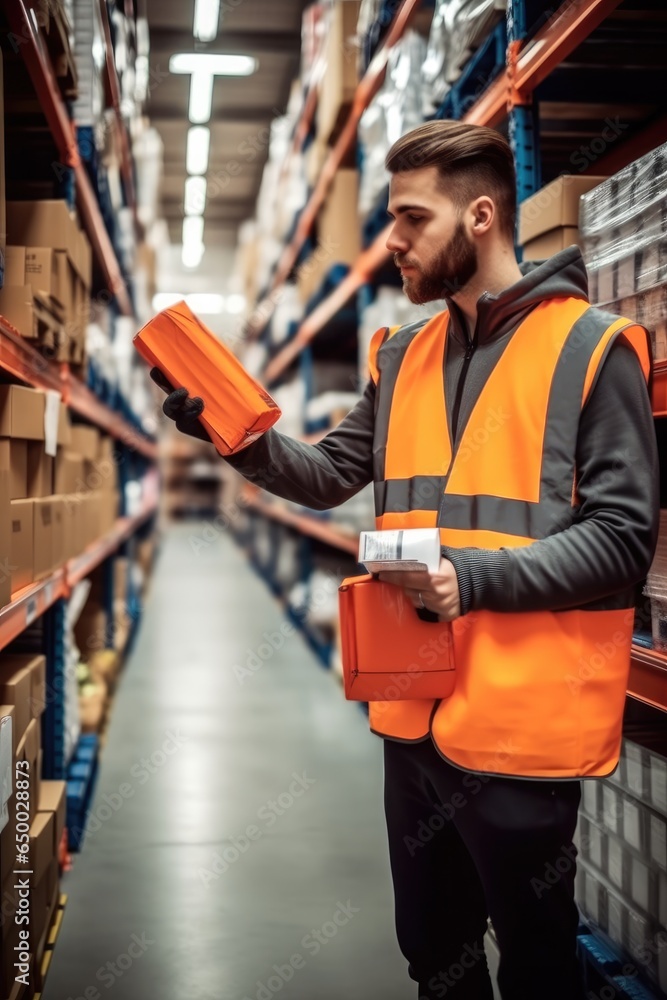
[373,319,430,486]
[374,306,621,539]
[374,476,446,514]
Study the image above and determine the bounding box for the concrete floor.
[43,525,500,1000]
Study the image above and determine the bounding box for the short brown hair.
[385,120,517,241]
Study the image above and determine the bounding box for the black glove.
[149,367,212,443]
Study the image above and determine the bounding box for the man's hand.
[378,557,462,621]
[149,367,212,443]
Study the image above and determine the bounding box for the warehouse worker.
[151,120,659,1000]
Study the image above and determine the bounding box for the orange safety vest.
[367,297,651,779]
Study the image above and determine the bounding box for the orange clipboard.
[134,300,281,455]
[338,574,456,702]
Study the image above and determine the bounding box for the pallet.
[33,894,68,1000]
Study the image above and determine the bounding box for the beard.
[395,221,478,304]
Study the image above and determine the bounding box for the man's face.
[386,166,478,303]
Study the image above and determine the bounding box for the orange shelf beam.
[652,362,667,417]
[98,0,137,218]
[244,0,422,339]
[243,490,359,556]
[629,646,667,713]
[8,0,133,316]
[0,487,158,651]
[0,315,157,459]
[0,572,65,653]
[263,230,392,384]
[463,0,624,128]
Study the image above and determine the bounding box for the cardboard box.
[70,424,99,461]
[0,663,32,746]
[16,717,40,823]
[317,168,361,265]
[29,811,55,886]
[60,494,78,561]
[1,655,45,724]
[33,498,53,580]
[0,282,62,341]
[0,438,28,500]
[54,450,83,494]
[0,470,8,610]
[296,247,331,304]
[518,176,608,246]
[5,200,79,265]
[4,246,64,306]
[316,1,361,144]
[9,498,33,592]
[38,781,66,856]
[26,442,53,498]
[0,385,45,440]
[57,401,71,447]
[51,496,65,569]
[522,227,581,261]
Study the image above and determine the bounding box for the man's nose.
[386,223,408,255]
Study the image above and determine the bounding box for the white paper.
[44,389,61,458]
[359,528,441,574]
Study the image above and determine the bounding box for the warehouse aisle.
[42,524,414,1000]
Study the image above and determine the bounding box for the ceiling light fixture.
[182,215,205,269]
[186,126,210,175]
[188,71,214,124]
[225,293,247,314]
[186,293,225,314]
[152,293,183,312]
[193,0,221,42]
[170,53,257,76]
[184,176,207,216]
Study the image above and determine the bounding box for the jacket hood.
[446,245,590,346]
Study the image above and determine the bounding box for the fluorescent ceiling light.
[182,243,204,268]
[182,215,205,268]
[186,294,225,314]
[225,293,246,314]
[184,176,207,216]
[186,126,210,175]
[193,0,221,42]
[188,71,214,124]
[152,292,183,312]
[170,53,257,76]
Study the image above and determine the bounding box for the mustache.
[394,255,420,270]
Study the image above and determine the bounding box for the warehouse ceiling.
[145,0,310,250]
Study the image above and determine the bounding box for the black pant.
[383,738,585,1000]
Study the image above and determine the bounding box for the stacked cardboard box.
[316,1,361,146]
[644,510,667,651]
[575,735,667,992]
[518,175,608,262]
[0,200,92,365]
[0,654,54,1000]
[0,387,120,602]
[580,143,667,361]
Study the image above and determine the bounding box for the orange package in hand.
[338,574,456,702]
[134,299,281,455]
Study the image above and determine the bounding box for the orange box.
[134,300,281,455]
[338,574,456,702]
